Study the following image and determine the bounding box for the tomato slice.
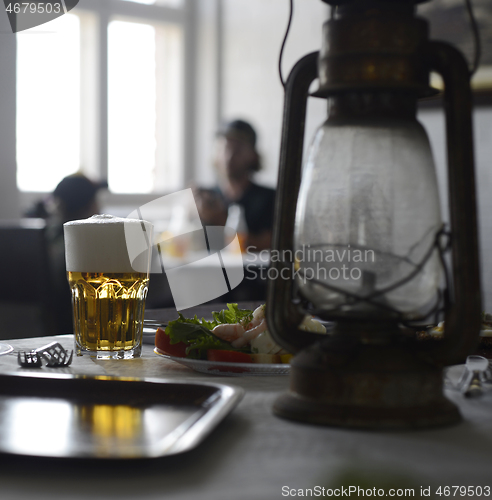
[155,327,188,358]
[207,350,252,363]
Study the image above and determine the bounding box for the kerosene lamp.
[266,0,481,428]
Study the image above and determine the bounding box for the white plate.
[154,347,290,376]
[0,343,13,356]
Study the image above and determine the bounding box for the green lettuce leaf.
[212,303,254,326]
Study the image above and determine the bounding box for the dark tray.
[0,372,243,459]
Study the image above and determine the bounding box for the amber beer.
[64,215,153,359]
[68,271,148,354]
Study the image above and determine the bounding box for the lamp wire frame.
[292,225,452,326]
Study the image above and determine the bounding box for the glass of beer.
[64,214,153,359]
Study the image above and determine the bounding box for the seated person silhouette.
[194,119,276,253]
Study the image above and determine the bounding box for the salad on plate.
[154,303,326,365]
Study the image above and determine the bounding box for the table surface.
[0,306,491,500]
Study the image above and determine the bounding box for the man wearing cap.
[195,119,276,252]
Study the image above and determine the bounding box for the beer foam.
[64,214,153,273]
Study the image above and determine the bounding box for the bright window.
[108,20,157,193]
[16,1,186,194]
[108,20,183,193]
[16,14,80,192]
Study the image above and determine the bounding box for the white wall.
[0,8,19,220]
[220,0,329,187]
[473,109,492,312]
[192,0,221,186]
[419,106,492,312]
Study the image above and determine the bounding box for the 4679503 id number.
[436,486,490,496]
[5,3,62,14]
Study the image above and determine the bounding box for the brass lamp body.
[266,0,481,428]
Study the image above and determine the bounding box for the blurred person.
[195,119,276,252]
[29,174,107,333]
[52,174,105,224]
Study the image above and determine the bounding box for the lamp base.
[274,336,461,429]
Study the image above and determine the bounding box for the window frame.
[17,0,197,210]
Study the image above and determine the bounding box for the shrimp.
[231,306,267,348]
[231,319,267,348]
[247,305,265,328]
[211,305,267,347]
[212,322,245,342]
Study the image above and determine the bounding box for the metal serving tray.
[0,372,243,459]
